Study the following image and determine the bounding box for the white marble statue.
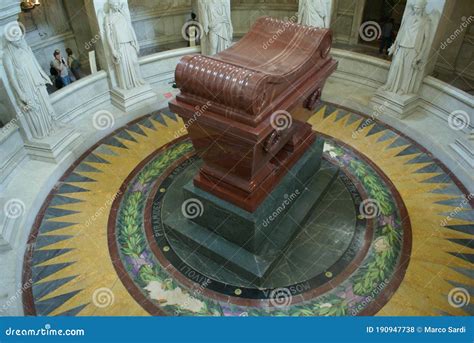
[197,0,233,55]
[104,0,145,90]
[2,22,56,139]
[298,0,330,28]
[381,0,433,95]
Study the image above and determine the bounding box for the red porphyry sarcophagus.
[169,17,337,212]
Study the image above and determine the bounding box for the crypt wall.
[16,0,300,71]
[11,0,473,89]
[17,0,91,72]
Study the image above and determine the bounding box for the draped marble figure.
[382,0,432,95]
[3,23,55,139]
[198,0,233,55]
[104,0,145,90]
[298,0,330,28]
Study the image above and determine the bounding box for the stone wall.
[18,0,90,72]
[129,0,192,55]
[231,0,298,37]
[436,0,473,80]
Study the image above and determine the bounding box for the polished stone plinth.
[164,138,339,285]
[110,85,157,112]
[371,89,420,118]
[23,127,81,163]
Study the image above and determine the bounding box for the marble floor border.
[21,99,474,315]
[324,101,473,207]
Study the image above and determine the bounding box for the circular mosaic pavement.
[23,103,473,316]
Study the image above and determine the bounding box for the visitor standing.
[51,49,71,89]
[379,18,394,55]
[66,48,81,80]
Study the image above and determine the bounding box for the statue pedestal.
[164,138,338,285]
[110,84,157,112]
[23,128,81,163]
[371,89,421,118]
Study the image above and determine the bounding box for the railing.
[329,48,473,133]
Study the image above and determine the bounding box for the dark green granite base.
[164,138,339,285]
[183,137,325,253]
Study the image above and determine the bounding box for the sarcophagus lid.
[174,16,335,127]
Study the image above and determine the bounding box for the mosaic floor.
[23,103,473,316]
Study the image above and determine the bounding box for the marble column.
[371,0,446,118]
[84,0,156,112]
[434,0,473,78]
[63,0,94,70]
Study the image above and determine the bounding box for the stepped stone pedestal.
[165,138,338,284]
[110,85,157,112]
[23,127,81,163]
[371,89,421,118]
[166,17,339,284]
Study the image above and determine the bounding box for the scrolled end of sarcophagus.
[169,16,337,212]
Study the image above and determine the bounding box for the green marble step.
[166,216,271,279]
[182,137,325,254]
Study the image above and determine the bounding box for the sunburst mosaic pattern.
[23,104,473,316]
